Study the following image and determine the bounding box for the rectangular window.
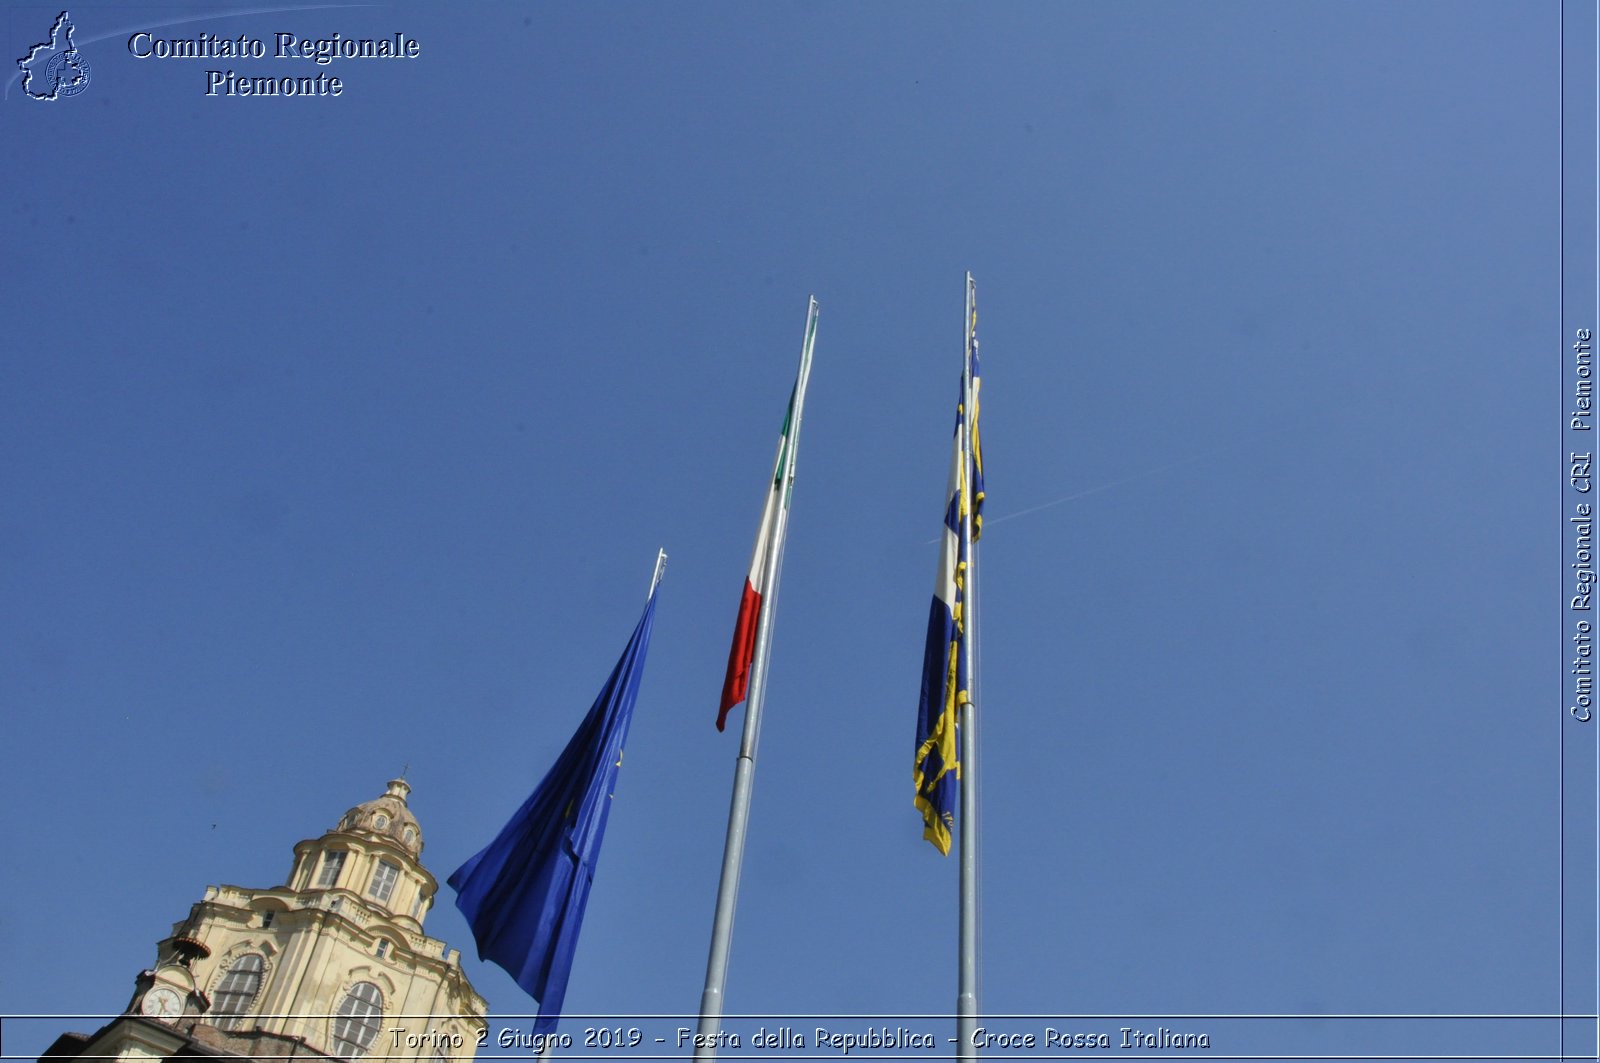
[368,859,399,903]
[316,851,347,888]
[409,893,425,918]
[375,940,390,959]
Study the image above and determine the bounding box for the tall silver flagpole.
[956,273,981,1061]
[695,297,819,1061]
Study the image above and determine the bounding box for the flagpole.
[956,273,980,1062]
[648,548,667,599]
[695,297,819,1061]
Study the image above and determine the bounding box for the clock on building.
[139,985,183,1021]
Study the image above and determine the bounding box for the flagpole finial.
[648,548,668,598]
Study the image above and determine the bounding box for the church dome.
[334,779,423,857]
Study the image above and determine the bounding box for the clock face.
[141,985,183,1020]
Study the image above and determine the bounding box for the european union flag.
[449,595,658,1034]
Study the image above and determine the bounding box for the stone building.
[40,780,486,1063]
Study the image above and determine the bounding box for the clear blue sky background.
[0,2,1567,1060]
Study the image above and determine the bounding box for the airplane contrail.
[925,447,1231,543]
[983,451,1216,529]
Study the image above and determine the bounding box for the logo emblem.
[18,11,91,101]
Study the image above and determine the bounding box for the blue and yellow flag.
[449,594,657,1034]
[915,303,982,855]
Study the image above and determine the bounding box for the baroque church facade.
[41,780,486,1063]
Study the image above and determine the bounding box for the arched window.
[331,982,384,1059]
[212,954,264,1030]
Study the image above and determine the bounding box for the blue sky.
[0,3,1584,1060]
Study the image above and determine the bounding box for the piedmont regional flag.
[718,301,818,731]
[914,305,983,854]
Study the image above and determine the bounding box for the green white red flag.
[717,299,818,731]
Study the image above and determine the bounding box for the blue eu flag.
[449,595,658,1034]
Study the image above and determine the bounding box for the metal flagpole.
[648,548,668,599]
[695,298,819,1061]
[956,273,981,1061]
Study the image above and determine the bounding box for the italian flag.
[717,391,796,731]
